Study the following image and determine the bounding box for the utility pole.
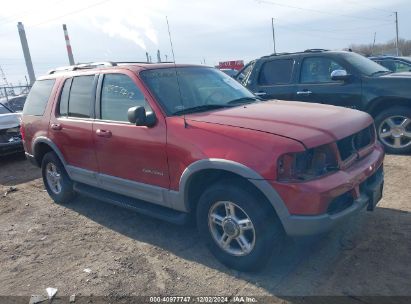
[17,22,35,85]
[271,18,276,54]
[146,52,149,63]
[157,50,161,63]
[63,24,75,65]
[372,32,376,55]
[394,12,399,56]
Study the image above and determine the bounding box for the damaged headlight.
[0,126,21,143]
[277,144,339,182]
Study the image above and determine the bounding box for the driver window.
[101,74,151,122]
[301,57,344,83]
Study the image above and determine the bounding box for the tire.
[375,106,411,154]
[41,152,75,204]
[196,179,285,272]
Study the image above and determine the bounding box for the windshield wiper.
[173,104,232,115]
[227,97,260,105]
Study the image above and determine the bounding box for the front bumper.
[0,140,24,156]
[272,144,384,236]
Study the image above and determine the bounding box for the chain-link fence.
[0,85,31,112]
[0,85,31,100]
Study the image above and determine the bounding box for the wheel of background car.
[196,179,284,272]
[375,106,411,154]
[41,152,76,204]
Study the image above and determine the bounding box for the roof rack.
[261,52,291,58]
[48,61,178,74]
[304,49,329,53]
[48,61,117,74]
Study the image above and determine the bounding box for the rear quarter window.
[23,79,55,116]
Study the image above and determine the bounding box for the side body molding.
[29,142,291,231]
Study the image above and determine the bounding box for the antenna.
[166,16,187,128]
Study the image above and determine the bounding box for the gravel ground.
[0,153,410,303]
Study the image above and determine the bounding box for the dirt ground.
[0,153,410,302]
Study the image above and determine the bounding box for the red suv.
[21,62,384,271]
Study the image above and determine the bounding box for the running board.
[73,182,189,225]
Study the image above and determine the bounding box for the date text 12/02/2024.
[149,296,258,303]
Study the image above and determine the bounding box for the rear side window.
[68,76,94,118]
[258,59,293,85]
[23,79,55,116]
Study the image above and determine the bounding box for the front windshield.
[141,67,257,115]
[343,52,390,76]
[0,102,11,114]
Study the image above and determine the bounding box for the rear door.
[251,58,297,100]
[295,56,362,109]
[49,74,99,184]
[92,71,170,206]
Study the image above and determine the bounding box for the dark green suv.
[236,50,411,154]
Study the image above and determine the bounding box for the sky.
[0,0,410,85]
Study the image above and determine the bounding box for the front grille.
[336,125,374,161]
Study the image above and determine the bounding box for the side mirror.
[127,106,156,127]
[331,69,350,81]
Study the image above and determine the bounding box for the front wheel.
[196,180,284,272]
[375,107,411,154]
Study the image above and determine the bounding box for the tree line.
[349,38,411,57]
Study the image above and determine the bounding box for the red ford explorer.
[21,62,384,271]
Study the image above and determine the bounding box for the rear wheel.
[41,152,75,204]
[375,107,411,154]
[196,180,284,272]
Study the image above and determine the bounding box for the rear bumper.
[0,140,24,156]
[268,144,385,237]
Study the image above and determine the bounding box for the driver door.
[92,71,171,206]
[295,56,362,110]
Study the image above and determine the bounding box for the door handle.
[96,129,112,138]
[51,123,62,131]
[254,92,267,97]
[296,90,313,96]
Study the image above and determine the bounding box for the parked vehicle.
[2,94,28,112]
[369,56,411,73]
[0,102,23,156]
[220,68,239,78]
[21,62,384,271]
[236,50,411,154]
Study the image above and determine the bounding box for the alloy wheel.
[208,201,256,256]
[45,162,62,195]
[378,115,411,149]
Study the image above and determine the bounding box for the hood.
[187,100,373,148]
[380,71,411,78]
[0,113,21,130]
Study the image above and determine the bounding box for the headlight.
[277,144,338,182]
